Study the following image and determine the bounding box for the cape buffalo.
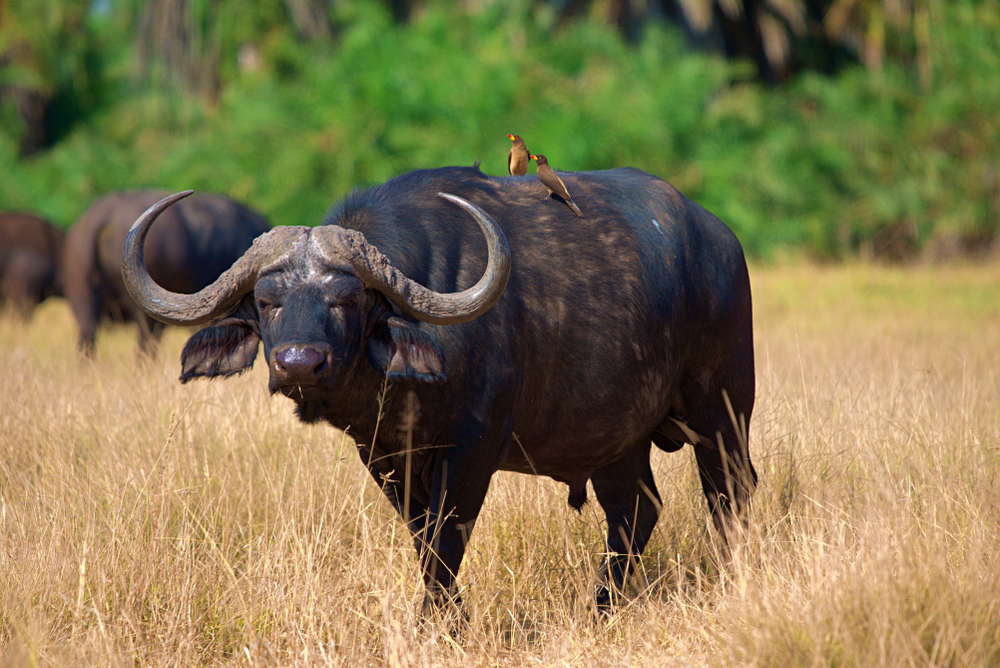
[122,166,757,611]
[63,190,271,354]
[0,212,64,318]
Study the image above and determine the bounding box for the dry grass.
[2,262,999,667]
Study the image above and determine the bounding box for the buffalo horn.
[121,191,308,326]
[312,193,511,325]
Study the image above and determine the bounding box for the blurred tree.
[600,0,934,83]
[541,0,816,81]
[284,0,334,39]
[665,0,807,81]
[134,0,333,100]
[135,0,220,98]
[824,0,931,88]
[0,0,101,155]
[437,0,934,83]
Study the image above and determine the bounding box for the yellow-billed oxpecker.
[531,154,584,218]
[507,134,530,176]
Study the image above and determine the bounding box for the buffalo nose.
[271,343,333,386]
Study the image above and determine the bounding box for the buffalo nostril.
[272,345,332,383]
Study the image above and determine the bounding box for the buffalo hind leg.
[684,380,757,544]
[590,441,661,611]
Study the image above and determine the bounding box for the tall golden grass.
[2,262,999,666]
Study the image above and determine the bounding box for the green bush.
[0,0,996,260]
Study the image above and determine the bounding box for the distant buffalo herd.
[1,191,270,354]
[0,212,64,318]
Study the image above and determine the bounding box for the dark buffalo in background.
[63,190,271,354]
[0,212,65,318]
[123,166,757,611]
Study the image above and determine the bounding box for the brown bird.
[507,134,530,176]
[530,154,584,218]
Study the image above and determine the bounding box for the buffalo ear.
[180,302,261,382]
[367,316,445,383]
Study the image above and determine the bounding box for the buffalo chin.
[272,383,334,424]
[270,379,334,400]
[294,400,328,424]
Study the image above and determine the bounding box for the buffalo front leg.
[414,443,496,614]
[590,441,662,611]
[136,314,166,357]
[357,443,430,528]
[67,288,101,355]
[358,437,497,614]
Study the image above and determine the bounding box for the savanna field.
[1,261,998,667]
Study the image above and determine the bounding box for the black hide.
[177,165,758,610]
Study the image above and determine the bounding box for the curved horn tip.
[128,190,196,233]
[161,189,195,204]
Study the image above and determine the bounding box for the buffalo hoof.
[594,583,626,616]
[419,591,469,638]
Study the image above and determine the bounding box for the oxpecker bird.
[507,134,530,176]
[531,154,584,218]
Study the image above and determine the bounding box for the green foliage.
[0,0,997,260]
[0,0,97,96]
[0,0,106,148]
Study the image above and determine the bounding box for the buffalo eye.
[257,299,279,317]
[332,297,358,310]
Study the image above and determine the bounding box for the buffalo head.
[122,191,511,399]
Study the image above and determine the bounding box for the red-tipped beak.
[530,155,537,160]
[508,134,515,141]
